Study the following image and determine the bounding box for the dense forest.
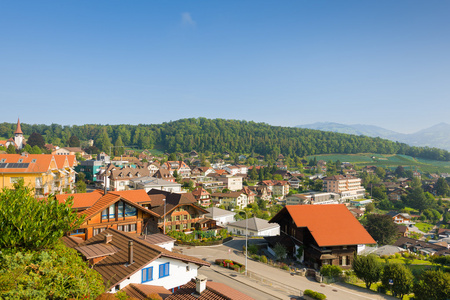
[1,118,450,161]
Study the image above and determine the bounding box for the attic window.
[0,159,5,163]
[31,159,36,163]
[18,159,23,163]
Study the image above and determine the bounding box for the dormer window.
[18,159,23,163]
[31,159,36,163]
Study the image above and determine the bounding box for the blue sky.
[1,1,449,133]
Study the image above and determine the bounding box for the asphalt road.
[198,266,276,300]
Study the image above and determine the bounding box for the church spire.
[14,118,23,135]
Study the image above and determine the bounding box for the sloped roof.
[228,217,279,232]
[77,192,159,220]
[56,190,103,209]
[74,228,209,289]
[271,204,376,247]
[0,154,76,173]
[123,284,172,300]
[166,279,254,300]
[110,189,152,204]
[14,118,23,134]
[205,207,235,218]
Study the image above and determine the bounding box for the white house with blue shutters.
[64,228,210,293]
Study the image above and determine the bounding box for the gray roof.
[361,245,404,256]
[227,217,279,232]
[131,176,181,187]
[205,207,236,218]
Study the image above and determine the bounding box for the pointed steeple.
[14,118,23,135]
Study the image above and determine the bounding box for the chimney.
[128,240,134,265]
[105,234,113,244]
[195,275,207,294]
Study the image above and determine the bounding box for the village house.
[227,217,280,237]
[109,165,152,191]
[268,204,376,269]
[210,191,248,210]
[63,228,210,293]
[258,180,290,197]
[130,177,182,193]
[57,189,160,240]
[146,190,213,233]
[192,187,211,207]
[386,211,412,225]
[161,161,192,178]
[286,192,340,206]
[0,153,77,196]
[204,207,236,226]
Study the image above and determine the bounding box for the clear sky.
[1,1,449,133]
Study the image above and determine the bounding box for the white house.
[130,177,182,193]
[227,217,280,237]
[205,207,236,226]
[64,228,210,293]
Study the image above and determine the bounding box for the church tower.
[14,118,24,149]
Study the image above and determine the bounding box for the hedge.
[304,289,326,300]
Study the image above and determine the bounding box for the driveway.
[176,238,396,300]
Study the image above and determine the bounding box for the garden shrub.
[304,289,326,300]
[248,244,258,255]
[259,255,268,263]
[320,265,342,278]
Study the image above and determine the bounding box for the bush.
[304,289,326,300]
[282,264,290,271]
[320,265,342,278]
[259,255,268,264]
[248,244,259,255]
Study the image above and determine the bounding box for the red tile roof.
[110,189,152,204]
[56,190,103,209]
[283,204,376,247]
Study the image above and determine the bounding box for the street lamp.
[163,198,166,234]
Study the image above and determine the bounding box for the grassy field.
[306,153,450,173]
[415,222,434,233]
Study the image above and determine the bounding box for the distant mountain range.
[296,122,450,151]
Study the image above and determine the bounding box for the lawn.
[306,153,450,173]
[415,222,434,233]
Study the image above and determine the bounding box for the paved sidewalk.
[177,242,396,300]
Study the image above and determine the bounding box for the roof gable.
[273,204,375,247]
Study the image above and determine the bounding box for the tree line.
[1,118,450,161]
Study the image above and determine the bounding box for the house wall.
[113,257,200,292]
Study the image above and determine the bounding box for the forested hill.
[1,118,450,161]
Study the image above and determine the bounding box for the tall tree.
[27,132,46,149]
[68,135,80,147]
[436,177,450,197]
[95,128,112,153]
[413,270,450,300]
[381,263,413,299]
[365,214,398,245]
[114,136,125,156]
[352,254,382,289]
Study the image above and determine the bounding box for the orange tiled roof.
[0,154,63,173]
[56,190,103,209]
[110,189,152,204]
[285,204,376,247]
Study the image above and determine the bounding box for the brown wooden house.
[269,204,375,270]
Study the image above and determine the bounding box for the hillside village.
[1,119,450,300]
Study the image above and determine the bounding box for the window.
[142,267,153,283]
[118,202,124,218]
[101,209,108,220]
[10,177,24,184]
[108,204,115,219]
[159,262,170,278]
[93,227,106,236]
[18,159,23,163]
[70,229,86,236]
[184,215,187,220]
[118,223,137,232]
[125,204,137,217]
